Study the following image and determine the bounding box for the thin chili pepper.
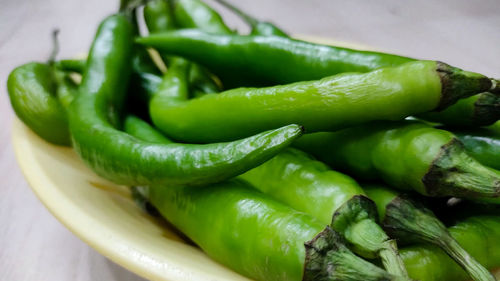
[213,0,288,36]
[400,216,500,281]
[294,120,500,199]
[172,0,233,34]
[136,180,402,281]
[68,13,303,186]
[140,59,491,143]
[364,184,496,281]
[418,92,500,127]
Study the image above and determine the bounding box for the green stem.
[331,196,410,278]
[384,196,496,281]
[213,0,258,27]
[423,138,500,198]
[304,227,400,281]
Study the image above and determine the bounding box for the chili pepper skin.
[364,184,496,281]
[452,124,500,170]
[238,148,409,277]
[418,92,500,127]
[7,63,77,146]
[295,121,500,199]
[123,115,172,144]
[173,0,233,34]
[400,216,500,281]
[145,60,491,143]
[141,180,400,281]
[213,0,288,37]
[69,14,303,186]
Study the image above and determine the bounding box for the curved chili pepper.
[213,0,288,36]
[142,60,490,143]
[68,13,303,186]
[400,216,500,281]
[418,92,500,127]
[295,121,500,199]
[138,180,401,281]
[7,63,77,146]
[364,184,496,281]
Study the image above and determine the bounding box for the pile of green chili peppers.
[7,0,500,280]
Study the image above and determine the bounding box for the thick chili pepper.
[418,92,500,127]
[142,60,490,143]
[238,148,409,277]
[364,184,496,281]
[213,0,288,37]
[400,216,500,281]
[68,13,303,186]
[138,180,401,281]
[451,123,500,170]
[7,63,77,146]
[294,121,500,199]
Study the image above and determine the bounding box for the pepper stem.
[213,0,258,27]
[383,195,496,281]
[303,227,402,281]
[330,196,410,278]
[423,138,500,198]
[47,29,60,65]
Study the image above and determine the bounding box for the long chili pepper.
[140,59,490,143]
[135,180,403,281]
[213,0,288,36]
[238,148,409,277]
[400,216,500,281]
[68,13,303,186]
[294,120,500,199]
[364,184,496,281]
[418,92,500,127]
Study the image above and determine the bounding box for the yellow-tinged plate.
[11,36,500,281]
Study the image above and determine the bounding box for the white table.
[1,0,499,280]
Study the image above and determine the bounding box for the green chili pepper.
[295,120,500,199]
[138,180,401,281]
[68,13,303,186]
[141,60,490,143]
[238,148,409,277]
[213,0,288,36]
[172,0,233,34]
[417,92,500,127]
[364,184,496,281]
[400,216,500,281]
[451,123,500,170]
[7,63,77,146]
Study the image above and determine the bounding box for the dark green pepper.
[172,0,233,34]
[400,216,500,281]
[143,60,490,143]
[364,184,496,281]
[138,180,401,281]
[213,0,288,37]
[295,120,500,199]
[68,13,303,187]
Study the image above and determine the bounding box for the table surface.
[1,0,499,280]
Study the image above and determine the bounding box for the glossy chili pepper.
[138,180,401,281]
[451,123,500,170]
[213,0,288,36]
[239,148,409,277]
[400,216,500,281]
[141,60,491,143]
[172,0,233,34]
[364,184,496,281]
[7,63,77,146]
[418,92,500,127]
[68,13,303,186]
[144,0,221,95]
[294,120,500,199]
